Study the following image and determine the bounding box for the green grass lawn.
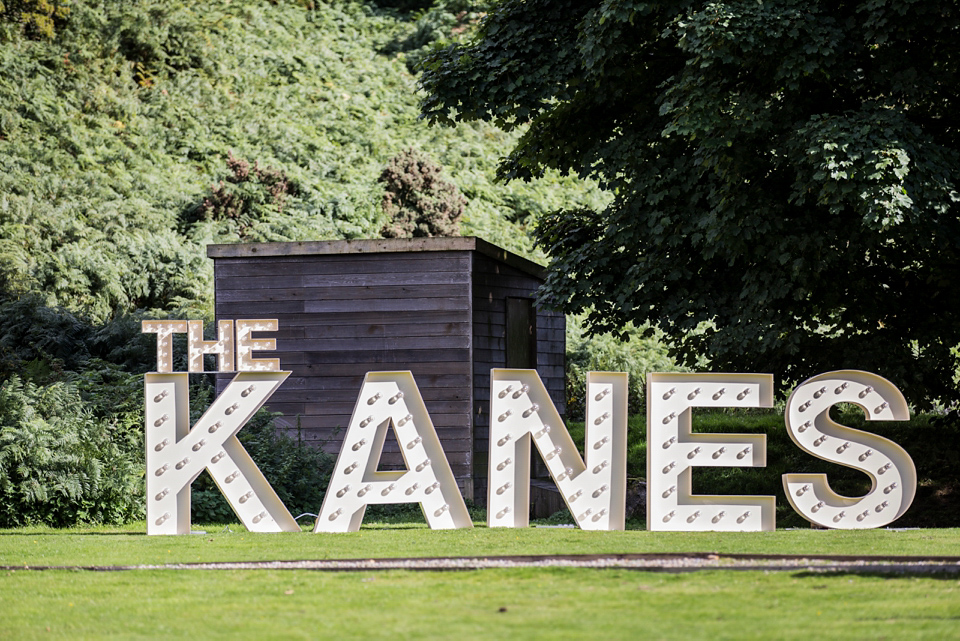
[2,523,960,567]
[3,405,957,638]
[2,523,959,639]
[3,567,959,640]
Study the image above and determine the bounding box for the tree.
[419,0,960,407]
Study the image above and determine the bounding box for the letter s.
[783,370,916,529]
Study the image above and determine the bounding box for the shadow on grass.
[792,570,960,581]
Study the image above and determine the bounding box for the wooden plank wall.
[214,251,475,496]
[471,253,565,504]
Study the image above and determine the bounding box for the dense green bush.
[182,152,300,241]
[0,0,69,40]
[13,0,949,530]
[0,297,160,383]
[385,0,489,58]
[564,315,682,420]
[379,148,465,238]
[0,376,143,526]
[0,0,604,327]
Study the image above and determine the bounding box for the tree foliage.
[564,315,681,420]
[419,0,960,407]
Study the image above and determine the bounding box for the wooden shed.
[208,237,565,503]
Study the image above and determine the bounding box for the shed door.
[505,297,537,369]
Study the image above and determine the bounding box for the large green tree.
[419,0,960,407]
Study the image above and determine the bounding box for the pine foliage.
[0,0,604,324]
[0,0,69,40]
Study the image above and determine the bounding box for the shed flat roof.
[206,237,547,280]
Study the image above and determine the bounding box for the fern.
[0,376,143,527]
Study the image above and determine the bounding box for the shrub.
[565,315,682,420]
[0,376,143,527]
[0,297,162,385]
[373,0,433,12]
[379,149,465,238]
[183,152,300,241]
[0,0,69,40]
[385,0,490,57]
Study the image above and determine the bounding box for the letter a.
[315,372,472,532]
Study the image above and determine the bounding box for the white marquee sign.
[315,371,472,532]
[782,371,916,529]
[142,320,918,534]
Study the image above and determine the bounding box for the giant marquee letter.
[187,320,234,372]
[143,319,299,535]
[647,373,776,532]
[142,320,188,373]
[782,370,916,529]
[488,369,628,530]
[144,371,299,535]
[315,372,472,532]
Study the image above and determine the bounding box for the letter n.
[488,369,628,530]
